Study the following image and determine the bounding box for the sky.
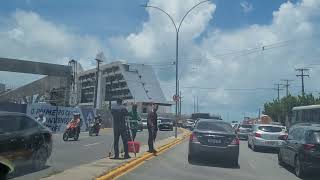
[1,0,320,121]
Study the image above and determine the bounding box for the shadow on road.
[8,165,50,179]
[253,148,279,154]
[188,158,240,169]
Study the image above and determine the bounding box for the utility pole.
[179,91,182,117]
[196,96,199,113]
[274,83,284,101]
[94,56,103,108]
[296,68,310,96]
[193,96,196,113]
[280,79,293,97]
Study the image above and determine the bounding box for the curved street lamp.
[143,0,210,138]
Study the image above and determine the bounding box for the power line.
[296,68,310,96]
[280,79,294,96]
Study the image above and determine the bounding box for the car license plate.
[208,139,221,144]
[265,141,275,145]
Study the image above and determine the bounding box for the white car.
[141,118,148,129]
[248,124,287,151]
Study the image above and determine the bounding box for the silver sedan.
[248,124,287,151]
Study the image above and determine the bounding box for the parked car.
[137,120,143,131]
[188,119,239,165]
[237,124,253,140]
[231,123,239,129]
[0,111,52,171]
[278,123,320,177]
[158,118,173,131]
[141,118,148,129]
[248,124,287,151]
[184,120,195,130]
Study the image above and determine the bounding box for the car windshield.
[258,126,283,133]
[240,124,252,129]
[196,121,233,133]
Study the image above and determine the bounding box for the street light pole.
[143,0,209,138]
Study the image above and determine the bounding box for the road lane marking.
[248,160,256,169]
[84,142,102,147]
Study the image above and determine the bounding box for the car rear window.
[160,119,171,123]
[258,126,283,132]
[196,121,233,133]
[240,124,252,129]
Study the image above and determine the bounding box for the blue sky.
[1,0,320,121]
[0,0,296,38]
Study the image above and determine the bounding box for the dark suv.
[0,111,52,171]
[278,123,320,177]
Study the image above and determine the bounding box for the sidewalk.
[41,129,189,180]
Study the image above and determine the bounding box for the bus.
[290,105,320,126]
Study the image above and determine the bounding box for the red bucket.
[128,141,140,153]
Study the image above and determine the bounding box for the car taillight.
[231,137,240,145]
[255,132,261,138]
[190,133,199,142]
[304,144,316,151]
[278,135,288,140]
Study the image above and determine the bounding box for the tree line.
[263,94,320,124]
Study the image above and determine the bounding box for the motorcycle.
[89,121,101,136]
[63,122,79,141]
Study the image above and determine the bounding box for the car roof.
[291,123,320,131]
[254,124,284,128]
[197,119,229,124]
[0,111,27,116]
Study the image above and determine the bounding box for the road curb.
[96,129,191,180]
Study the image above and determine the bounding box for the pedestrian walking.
[111,99,130,159]
[147,104,158,153]
[128,103,141,141]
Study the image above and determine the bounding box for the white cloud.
[0,10,106,86]
[2,0,320,120]
[108,0,320,119]
[240,1,253,13]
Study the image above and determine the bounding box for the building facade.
[77,61,172,113]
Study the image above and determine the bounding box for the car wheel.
[278,151,285,166]
[32,147,48,170]
[0,164,10,180]
[295,156,304,178]
[188,154,195,163]
[63,132,68,141]
[74,133,79,141]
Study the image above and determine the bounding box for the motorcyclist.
[128,104,141,141]
[69,113,81,134]
[93,114,102,132]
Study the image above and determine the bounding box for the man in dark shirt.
[147,104,158,153]
[111,99,130,159]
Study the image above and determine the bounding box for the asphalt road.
[11,128,176,180]
[119,140,320,180]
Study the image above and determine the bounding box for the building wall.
[78,61,171,113]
